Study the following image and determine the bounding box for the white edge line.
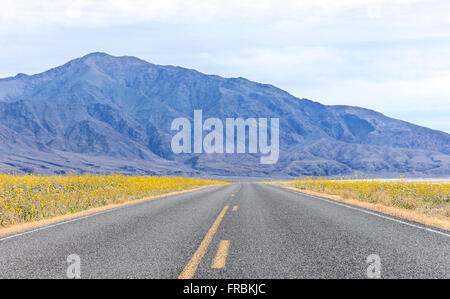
[0,185,219,242]
[0,209,115,241]
[273,185,450,238]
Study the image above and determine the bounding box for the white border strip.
[0,209,115,241]
[0,185,220,242]
[275,185,450,238]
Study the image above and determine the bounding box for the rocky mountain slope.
[0,52,449,177]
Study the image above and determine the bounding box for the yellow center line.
[178,205,229,279]
[211,240,230,269]
[232,205,238,211]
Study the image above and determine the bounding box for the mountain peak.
[78,52,148,64]
[82,52,111,58]
[0,53,449,176]
[78,52,114,62]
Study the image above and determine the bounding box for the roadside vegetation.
[283,176,450,228]
[0,174,227,227]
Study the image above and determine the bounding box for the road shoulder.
[280,185,450,231]
[0,185,215,238]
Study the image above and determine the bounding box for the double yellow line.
[211,240,230,269]
[178,201,239,279]
[178,205,230,279]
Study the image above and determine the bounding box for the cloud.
[0,0,434,28]
[197,46,341,81]
[366,5,382,19]
[307,74,450,110]
[291,74,450,132]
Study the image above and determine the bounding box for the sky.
[1,0,449,133]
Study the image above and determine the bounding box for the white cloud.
[290,74,450,132]
[198,46,341,81]
[0,0,435,27]
[304,74,450,110]
[366,5,382,19]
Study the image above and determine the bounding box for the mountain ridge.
[0,52,449,177]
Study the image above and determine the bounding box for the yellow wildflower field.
[290,177,450,219]
[0,174,227,226]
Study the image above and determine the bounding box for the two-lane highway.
[0,183,449,278]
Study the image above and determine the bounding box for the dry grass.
[272,177,450,231]
[0,185,213,237]
[0,174,228,227]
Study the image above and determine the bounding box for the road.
[0,183,449,278]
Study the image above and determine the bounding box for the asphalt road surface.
[0,183,449,278]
